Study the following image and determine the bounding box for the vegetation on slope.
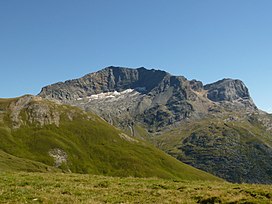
[0,96,220,181]
[153,114,272,183]
[0,150,60,172]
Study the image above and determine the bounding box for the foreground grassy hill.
[0,172,271,203]
[0,95,219,181]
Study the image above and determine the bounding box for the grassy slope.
[0,96,220,181]
[153,115,272,183]
[0,172,271,203]
[0,150,60,172]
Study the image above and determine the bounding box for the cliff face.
[39,67,169,100]
[204,78,250,102]
[39,67,194,131]
[39,66,256,132]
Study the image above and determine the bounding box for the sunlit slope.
[0,96,220,181]
[0,150,61,172]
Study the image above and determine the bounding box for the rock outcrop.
[9,95,61,128]
[204,79,257,110]
[204,78,250,102]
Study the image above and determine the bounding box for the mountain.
[39,66,272,183]
[0,95,220,181]
[39,67,257,132]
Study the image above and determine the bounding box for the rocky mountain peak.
[204,78,251,102]
[38,67,257,132]
[39,66,171,101]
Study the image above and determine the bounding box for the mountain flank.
[39,67,256,133]
[0,95,220,181]
[39,66,272,183]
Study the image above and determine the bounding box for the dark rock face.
[39,67,198,131]
[204,79,250,102]
[189,80,203,92]
[39,67,257,132]
[39,67,169,101]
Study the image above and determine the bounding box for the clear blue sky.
[1,0,272,112]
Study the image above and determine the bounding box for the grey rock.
[39,67,169,101]
[39,67,256,132]
[48,148,68,168]
[205,78,250,102]
[39,67,198,131]
[9,95,61,128]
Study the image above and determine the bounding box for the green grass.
[0,96,220,181]
[0,172,271,203]
[0,150,60,172]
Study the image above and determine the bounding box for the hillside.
[0,95,219,181]
[38,66,272,183]
[0,150,60,172]
[153,113,272,183]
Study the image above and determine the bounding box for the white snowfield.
[77,88,143,102]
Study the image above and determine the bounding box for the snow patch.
[75,88,144,102]
[87,89,135,101]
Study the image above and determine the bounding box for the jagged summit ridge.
[39,66,253,103]
[39,66,256,132]
[39,66,197,131]
[39,66,170,101]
